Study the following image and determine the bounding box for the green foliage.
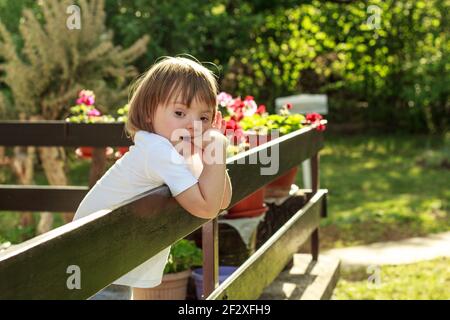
[163,239,203,274]
[1,0,447,133]
[115,104,130,123]
[239,113,305,135]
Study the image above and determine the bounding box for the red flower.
[306,113,322,122]
[256,105,266,114]
[316,124,326,131]
[244,95,254,101]
[286,103,293,110]
[233,108,244,122]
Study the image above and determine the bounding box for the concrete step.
[259,254,340,300]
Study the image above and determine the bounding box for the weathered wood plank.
[207,190,328,300]
[0,185,88,212]
[0,122,132,146]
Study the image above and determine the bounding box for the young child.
[73,56,232,300]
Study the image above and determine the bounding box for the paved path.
[322,231,450,267]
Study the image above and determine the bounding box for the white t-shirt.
[73,130,203,288]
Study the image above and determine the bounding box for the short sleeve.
[146,140,198,197]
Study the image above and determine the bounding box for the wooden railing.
[0,121,326,299]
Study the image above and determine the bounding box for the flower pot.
[75,146,113,159]
[132,269,191,300]
[115,146,130,159]
[226,187,268,219]
[192,266,238,300]
[265,167,299,198]
[226,131,272,218]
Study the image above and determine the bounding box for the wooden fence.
[0,121,326,299]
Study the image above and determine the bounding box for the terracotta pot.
[226,187,268,219]
[132,269,191,300]
[75,146,113,159]
[265,167,299,198]
[226,131,272,218]
[115,146,130,159]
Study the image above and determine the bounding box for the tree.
[0,0,148,233]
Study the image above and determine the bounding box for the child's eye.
[201,116,209,122]
[174,111,185,117]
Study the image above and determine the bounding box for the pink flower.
[217,92,233,107]
[316,124,326,132]
[256,105,266,114]
[77,90,95,106]
[242,98,257,117]
[87,108,101,117]
[286,103,293,110]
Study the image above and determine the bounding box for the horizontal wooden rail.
[0,185,88,212]
[208,189,328,300]
[0,121,132,147]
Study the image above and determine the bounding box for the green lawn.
[297,133,450,249]
[333,257,450,300]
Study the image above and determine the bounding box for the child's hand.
[212,111,226,134]
[199,112,228,150]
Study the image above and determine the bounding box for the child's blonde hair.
[126,56,218,140]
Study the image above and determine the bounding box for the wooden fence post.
[201,218,219,299]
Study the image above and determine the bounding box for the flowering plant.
[217,92,267,144]
[65,90,115,123]
[305,112,326,132]
[239,102,326,134]
[226,140,250,158]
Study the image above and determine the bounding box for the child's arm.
[175,131,228,219]
[220,169,232,210]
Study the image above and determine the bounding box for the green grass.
[333,257,450,300]
[296,133,450,249]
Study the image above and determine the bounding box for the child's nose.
[186,118,202,135]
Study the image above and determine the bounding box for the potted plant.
[218,92,268,219]
[65,90,115,159]
[239,104,326,198]
[133,239,202,300]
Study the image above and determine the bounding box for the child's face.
[152,95,215,145]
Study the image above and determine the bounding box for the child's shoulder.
[135,131,171,148]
